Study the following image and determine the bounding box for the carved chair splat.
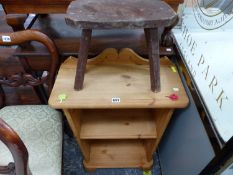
[0,29,59,107]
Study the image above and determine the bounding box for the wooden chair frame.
[0,118,31,175]
[0,29,59,107]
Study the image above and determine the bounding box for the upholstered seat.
[0,105,62,175]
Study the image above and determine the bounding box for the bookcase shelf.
[80,109,157,139]
[84,140,153,169]
[49,48,189,171]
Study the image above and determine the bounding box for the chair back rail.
[0,118,31,175]
[0,29,59,94]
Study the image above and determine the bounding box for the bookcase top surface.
[49,48,189,109]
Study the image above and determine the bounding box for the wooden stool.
[65,0,177,92]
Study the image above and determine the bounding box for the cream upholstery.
[0,105,62,175]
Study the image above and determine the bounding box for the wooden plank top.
[0,0,182,14]
[0,0,72,5]
[49,48,189,109]
[0,0,72,13]
[66,0,178,29]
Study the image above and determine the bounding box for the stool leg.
[144,28,149,46]
[144,28,161,92]
[74,29,92,90]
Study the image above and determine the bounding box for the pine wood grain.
[84,140,153,169]
[49,48,188,170]
[144,109,174,161]
[49,48,189,109]
[63,109,90,161]
[80,109,157,139]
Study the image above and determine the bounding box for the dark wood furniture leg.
[144,28,161,92]
[144,28,149,46]
[33,83,48,104]
[0,85,5,108]
[74,29,92,90]
[161,17,179,47]
[5,14,28,31]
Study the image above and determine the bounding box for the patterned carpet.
[63,133,162,175]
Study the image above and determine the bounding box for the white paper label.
[2,36,11,42]
[173,88,179,92]
[112,97,120,104]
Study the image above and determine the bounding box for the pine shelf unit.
[49,48,189,171]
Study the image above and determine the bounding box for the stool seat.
[66,0,177,29]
